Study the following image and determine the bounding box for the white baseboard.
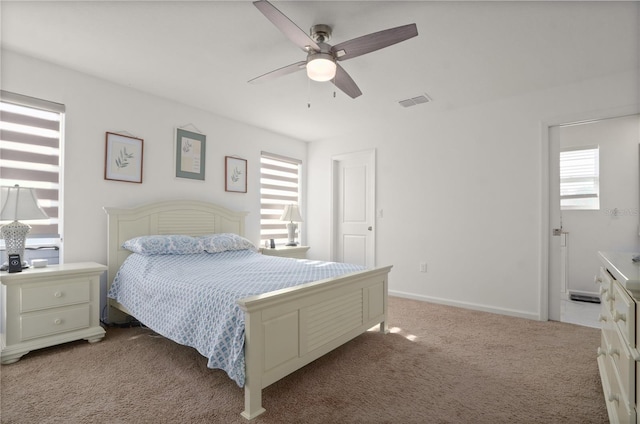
[389,290,542,321]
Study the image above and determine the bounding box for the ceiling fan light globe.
[306,57,336,82]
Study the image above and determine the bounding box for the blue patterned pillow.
[199,233,256,253]
[122,235,203,255]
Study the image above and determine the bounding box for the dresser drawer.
[599,298,612,328]
[612,281,636,347]
[20,305,91,341]
[601,350,636,424]
[606,326,635,402]
[598,267,614,309]
[20,279,90,313]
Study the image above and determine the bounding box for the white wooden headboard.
[103,200,248,293]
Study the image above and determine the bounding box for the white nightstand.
[1,262,107,364]
[260,245,310,259]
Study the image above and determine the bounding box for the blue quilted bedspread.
[107,250,365,387]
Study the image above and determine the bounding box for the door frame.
[330,149,376,266]
[540,105,639,321]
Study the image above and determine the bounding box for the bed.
[104,200,392,420]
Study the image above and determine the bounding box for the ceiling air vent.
[398,94,431,108]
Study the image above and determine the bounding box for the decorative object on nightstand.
[280,204,303,246]
[0,262,107,364]
[0,184,49,269]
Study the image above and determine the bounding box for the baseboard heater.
[569,291,601,304]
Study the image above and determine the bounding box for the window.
[0,91,63,245]
[560,146,599,210]
[260,152,302,246]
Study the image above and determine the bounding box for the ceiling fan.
[249,0,418,99]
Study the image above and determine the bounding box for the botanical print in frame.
[104,132,144,183]
[225,156,247,193]
[175,128,206,180]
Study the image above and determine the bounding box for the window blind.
[260,152,302,245]
[0,91,63,238]
[560,146,599,210]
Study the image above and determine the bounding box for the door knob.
[368,226,372,231]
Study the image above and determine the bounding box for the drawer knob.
[613,310,626,322]
[54,318,62,325]
[597,347,606,357]
[608,392,619,403]
[54,291,62,298]
[598,314,608,322]
[599,286,608,295]
[595,276,603,284]
[606,293,615,302]
[608,346,619,357]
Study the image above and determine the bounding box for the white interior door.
[332,150,375,267]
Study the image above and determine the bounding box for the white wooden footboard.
[237,265,392,420]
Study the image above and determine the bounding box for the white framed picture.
[104,132,144,183]
[225,156,247,193]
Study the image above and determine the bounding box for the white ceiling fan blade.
[248,61,307,84]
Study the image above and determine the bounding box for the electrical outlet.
[419,262,427,273]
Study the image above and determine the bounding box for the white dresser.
[0,262,107,364]
[597,251,640,423]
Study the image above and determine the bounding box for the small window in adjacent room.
[260,152,302,246]
[0,90,64,263]
[560,146,599,210]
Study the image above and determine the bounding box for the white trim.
[389,290,541,321]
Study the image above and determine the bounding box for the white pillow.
[199,233,256,253]
[122,235,203,255]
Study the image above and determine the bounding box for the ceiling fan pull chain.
[307,77,312,108]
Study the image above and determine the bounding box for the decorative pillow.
[122,235,203,255]
[199,233,256,253]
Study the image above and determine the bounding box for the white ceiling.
[2,1,638,142]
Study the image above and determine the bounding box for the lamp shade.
[0,185,49,221]
[280,204,303,223]
[306,54,337,82]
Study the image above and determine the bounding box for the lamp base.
[1,220,31,270]
[286,222,299,247]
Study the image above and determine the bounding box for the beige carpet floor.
[0,297,607,424]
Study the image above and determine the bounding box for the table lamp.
[1,184,49,268]
[280,204,303,246]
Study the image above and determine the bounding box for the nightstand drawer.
[21,279,90,313]
[21,305,91,341]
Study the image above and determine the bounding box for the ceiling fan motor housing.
[310,24,332,43]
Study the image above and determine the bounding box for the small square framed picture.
[104,132,144,183]
[225,156,247,193]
